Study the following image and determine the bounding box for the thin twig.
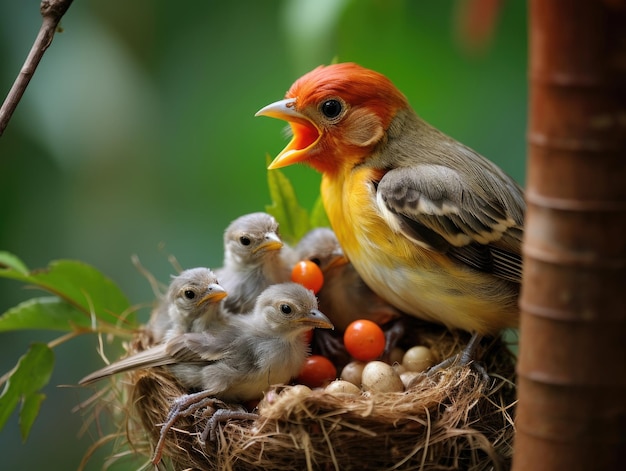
[0,0,74,136]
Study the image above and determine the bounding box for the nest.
[89,321,517,471]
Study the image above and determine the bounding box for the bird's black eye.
[184,290,196,300]
[240,236,251,246]
[310,257,321,267]
[320,99,343,119]
[280,304,292,315]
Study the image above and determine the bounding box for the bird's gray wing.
[164,331,231,363]
[376,164,524,282]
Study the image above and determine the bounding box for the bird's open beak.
[325,252,349,270]
[197,284,228,305]
[255,98,321,169]
[297,309,334,330]
[252,232,284,254]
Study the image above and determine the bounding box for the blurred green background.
[0,0,527,469]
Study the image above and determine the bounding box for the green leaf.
[0,256,133,327]
[310,195,331,229]
[0,297,92,332]
[19,392,45,442]
[0,343,54,439]
[265,157,311,244]
[0,251,29,275]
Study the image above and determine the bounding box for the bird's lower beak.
[297,309,334,330]
[197,284,228,305]
[255,98,320,169]
[252,232,284,254]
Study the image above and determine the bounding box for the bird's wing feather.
[79,343,176,385]
[376,164,523,282]
[164,332,230,363]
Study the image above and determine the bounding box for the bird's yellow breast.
[321,166,518,335]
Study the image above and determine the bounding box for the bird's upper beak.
[252,232,284,254]
[296,308,334,330]
[255,98,321,169]
[197,284,228,305]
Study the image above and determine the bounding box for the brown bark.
[513,1,626,470]
[0,0,74,136]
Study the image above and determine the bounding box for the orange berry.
[296,355,337,388]
[344,319,386,361]
[291,260,324,294]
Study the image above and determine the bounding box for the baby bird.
[79,282,333,463]
[148,267,228,343]
[297,228,403,367]
[297,227,402,331]
[216,212,292,314]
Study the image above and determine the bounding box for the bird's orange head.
[256,63,408,175]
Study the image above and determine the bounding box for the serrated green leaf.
[0,343,54,437]
[0,258,133,327]
[0,251,29,275]
[0,297,91,332]
[19,392,45,442]
[310,195,331,229]
[265,158,311,244]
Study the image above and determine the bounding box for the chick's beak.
[325,251,349,270]
[197,284,228,305]
[252,232,284,254]
[297,309,334,330]
[255,98,320,169]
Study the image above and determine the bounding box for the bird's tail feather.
[79,344,174,385]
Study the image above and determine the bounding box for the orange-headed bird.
[256,63,524,365]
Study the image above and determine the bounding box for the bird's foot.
[151,391,219,464]
[201,408,259,442]
[426,333,490,383]
[380,316,410,363]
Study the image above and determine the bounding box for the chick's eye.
[280,304,292,315]
[320,99,343,119]
[184,290,196,300]
[239,236,251,246]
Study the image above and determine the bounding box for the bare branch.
[0,0,74,136]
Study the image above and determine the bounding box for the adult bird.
[216,212,292,314]
[148,267,228,343]
[256,63,524,367]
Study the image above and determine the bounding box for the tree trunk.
[513,1,626,470]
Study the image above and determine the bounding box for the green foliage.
[0,343,54,441]
[310,195,331,229]
[0,255,132,327]
[264,157,329,245]
[0,297,94,332]
[0,253,133,441]
[0,252,29,275]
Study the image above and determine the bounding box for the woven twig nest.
[93,321,516,470]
